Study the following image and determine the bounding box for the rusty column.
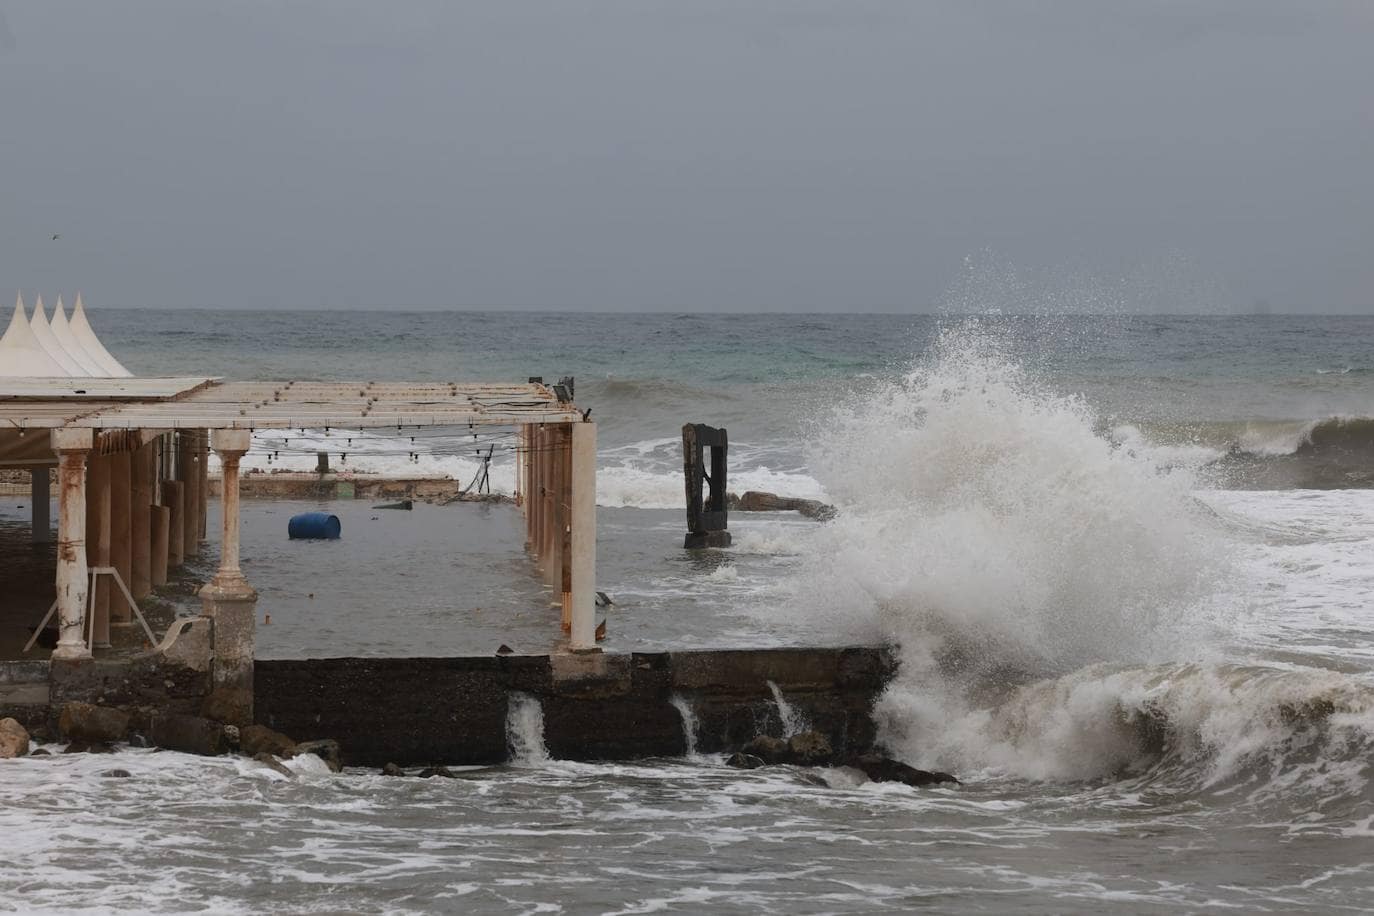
[179,431,200,558]
[86,449,112,648]
[131,442,153,600]
[197,429,210,543]
[29,467,51,543]
[109,449,133,625]
[51,429,93,660]
[165,479,184,569]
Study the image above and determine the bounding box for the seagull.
[51,233,60,240]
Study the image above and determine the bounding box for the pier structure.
[1,296,598,725]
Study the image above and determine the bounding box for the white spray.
[669,694,700,757]
[505,692,550,765]
[767,681,811,738]
[785,321,1249,781]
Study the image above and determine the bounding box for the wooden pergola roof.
[0,379,582,431]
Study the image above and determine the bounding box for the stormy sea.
[4,308,1374,912]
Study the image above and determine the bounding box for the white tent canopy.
[0,292,132,378]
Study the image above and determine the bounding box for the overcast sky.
[1,2,1371,312]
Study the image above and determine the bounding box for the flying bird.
[50,233,60,241]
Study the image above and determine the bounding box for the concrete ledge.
[255,647,896,767]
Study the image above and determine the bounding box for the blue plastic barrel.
[288,512,342,540]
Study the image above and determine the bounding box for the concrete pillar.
[51,429,93,660]
[180,431,200,558]
[109,450,133,625]
[199,428,256,725]
[30,467,51,543]
[569,421,598,651]
[86,451,111,649]
[165,479,184,568]
[131,443,153,599]
[150,504,170,587]
[198,430,210,543]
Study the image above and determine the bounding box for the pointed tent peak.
[0,291,69,377]
[48,295,107,376]
[5,293,28,338]
[66,293,133,378]
[29,293,89,376]
[34,293,45,315]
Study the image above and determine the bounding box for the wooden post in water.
[682,423,731,548]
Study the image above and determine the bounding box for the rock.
[239,725,297,758]
[100,769,132,778]
[200,687,253,726]
[381,762,406,777]
[417,766,456,779]
[725,752,766,769]
[742,735,790,765]
[787,731,834,766]
[253,752,296,778]
[794,771,830,787]
[0,718,30,759]
[58,702,131,744]
[128,734,151,749]
[30,748,51,757]
[292,739,342,773]
[150,714,228,756]
[64,741,115,754]
[845,754,960,788]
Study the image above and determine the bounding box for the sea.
[4,308,1374,913]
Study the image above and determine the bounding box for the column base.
[199,579,257,726]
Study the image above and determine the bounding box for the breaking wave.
[784,320,1374,810]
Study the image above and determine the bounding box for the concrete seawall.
[255,647,896,767]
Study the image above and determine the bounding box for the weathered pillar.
[197,430,210,543]
[150,504,170,587]
[165,479,184,568]
[199,428,257,725]
[542,427,556,585]
[528,427,540,552]
[569,421,598,650]
[30,467,51,543]
[86,451,111,648]
[131,443,153,599]
[51,429,93,660]
[180,431,200,558]
[109,449,133,625]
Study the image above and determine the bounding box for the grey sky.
[1,1,1371,312]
